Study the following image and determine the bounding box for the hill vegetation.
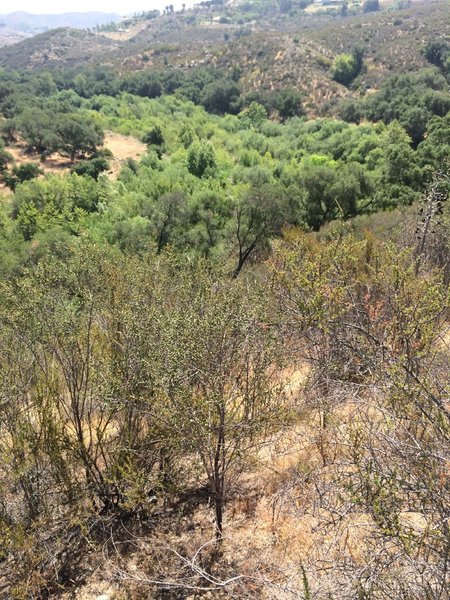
[1,0,450,109]
[0,11,123,50]
[0,1,448,598]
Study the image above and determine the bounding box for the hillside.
[0,0,448,109]
[0,25,28,48]
[0,1,448,598]
[0,28,121,69]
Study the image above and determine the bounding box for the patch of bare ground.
[0,131,146,193]
[104,131,147,178]
[100,22,149,42]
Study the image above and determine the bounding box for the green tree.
[423,40,449,69]
[4,162,42,191]
[232,185,284,276]
[151,191,187,253]
[187,141,217,178]
[143,125,165,147]
[201,79,242,114]
[71,157,110,180]
[273,88,304,121]
[155,261,280,541]
[0,141,13,173]
[56,113,104,162]
[18,109,59,155]
[240,101,267,126]
[381,121,418,187]
[332,47,364,87]
[179,124,195,149]
[0,119,19,144]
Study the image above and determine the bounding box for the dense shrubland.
[1,61,450,275]
[0,23,449,596]
[0,220,448,598]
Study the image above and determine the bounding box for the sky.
[0,1,174,15]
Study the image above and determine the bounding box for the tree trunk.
[214,492,223,542]
[234,241,256,278]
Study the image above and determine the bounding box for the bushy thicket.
[1,83,447,276]
[0,223,448,598]
[0,50,449,598]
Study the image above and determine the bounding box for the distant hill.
[0,27,121,69]
[0,0,448,110]
[0,26,28,48]
[0,12,122,34]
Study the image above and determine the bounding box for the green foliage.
[56,113,104,161]
[12,173,106,240]
[18,108,60,155]
[0,119,18,144]
[423,40,450,70]
[272,87,304,121]
[341,69,450,146]
[201,78,242,114]
[233,184,285,275]
[121,71,163,98]
[0,67,444,271]
[332,47,364,87]
[71,157,110,180]
[143,125,165,147]
[179,123,195,148]
[0,142,13,173]
[187,141,217,177]
[4,162,42,191]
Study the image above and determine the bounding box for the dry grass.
[58,332,449,597]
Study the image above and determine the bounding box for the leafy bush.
[331,47,364,87]
[71,157,110,180]
[187,141,217,177]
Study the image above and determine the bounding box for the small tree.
[71,156,110,180]
[151,191,187,253]
[272,88,304,121]
[232,185,284,277]
[155,261,281,541]
[423,40,450,69]
[143,125,165,148]
[240,101,267,126]
[0,142,13,173]
[187,141,217,178]
[4,162,42,191]
[332,47,364,87]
